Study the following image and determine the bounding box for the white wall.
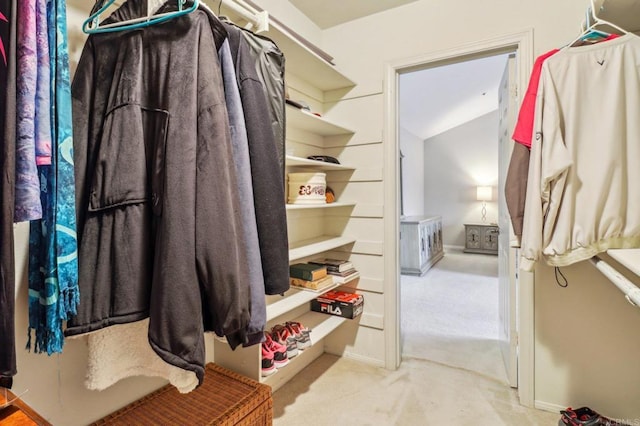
[320,0,640,420]
[423,111,499,247]
[399,126,424,217]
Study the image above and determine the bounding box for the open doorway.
[383,30,535,406]
[398,53,512,383]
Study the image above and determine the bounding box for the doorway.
[382,30,535,406]
[398,52,511,383]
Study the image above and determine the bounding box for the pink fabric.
[511,49,559,148]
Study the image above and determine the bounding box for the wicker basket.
[92,364,272,425]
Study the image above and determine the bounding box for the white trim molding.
[382,29,535,406]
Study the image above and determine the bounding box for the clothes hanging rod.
[217,0,269,33]
[589,256,640,308]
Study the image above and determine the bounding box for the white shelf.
[302,311,349,342]
[285,155,355,171]
[606,249,640,277]
[266,23,355,91]
[261,311,347,388]
[266,282,340,321]
[286,105,355,136]
[288,235,357,262]
[286,202,355,211]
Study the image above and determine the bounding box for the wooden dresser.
[463,223,499,255]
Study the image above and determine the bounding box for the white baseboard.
[444,244,464,253]
[329,350,385,368]
[535,400,564,414]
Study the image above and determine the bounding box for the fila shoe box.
[311,290,364,319]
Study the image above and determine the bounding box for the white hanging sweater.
[521,34,640,271]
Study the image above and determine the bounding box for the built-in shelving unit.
[212,0,358,393]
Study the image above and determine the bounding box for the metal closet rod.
[589,255,640,308]
[215,0,269,32]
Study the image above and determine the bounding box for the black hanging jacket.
[68,1,252,384]
[225,22,290,296]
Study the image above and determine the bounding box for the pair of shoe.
[261,332,289,377]
[559,407,629,426]
[261,322,312,377]
[271,321,311,359]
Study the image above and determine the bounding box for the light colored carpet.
[272,355,559,425]
[401,249,506,382]
[272,250,560,425]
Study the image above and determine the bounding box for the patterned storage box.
[287,172,326,204]
[93,363,272,426]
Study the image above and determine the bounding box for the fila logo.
[597,59,605,66]
[320,304,342,315]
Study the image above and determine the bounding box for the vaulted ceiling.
[399,54,510,141]
[289,0,419,29]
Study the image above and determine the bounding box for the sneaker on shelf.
[559,407,629,426]
[271,324,299,359]
[261,343,277,377]
[264,332,289,368]
[285,321,312,350]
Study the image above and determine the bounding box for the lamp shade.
[476,186,492,201]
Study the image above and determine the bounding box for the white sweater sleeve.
[520,67,573,271]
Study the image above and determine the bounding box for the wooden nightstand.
[463,223,499,255]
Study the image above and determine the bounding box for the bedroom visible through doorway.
[397,52,516,385]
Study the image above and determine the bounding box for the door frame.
[382,29,535,406]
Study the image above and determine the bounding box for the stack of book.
[309,258,359,284]
[289,263,334,292]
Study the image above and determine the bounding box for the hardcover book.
[329,271,359,284]
[309,258,354,273]
[289,263,327,281]
[290,275,334,291]
[328,268,357,277]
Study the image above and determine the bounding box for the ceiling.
[399,54,510,141]
[289,0,419,29]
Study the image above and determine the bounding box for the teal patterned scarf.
[28,0,78,354]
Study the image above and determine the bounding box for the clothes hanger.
[564,0,628,48]
[83,0,200,34]
[580,7,610,40]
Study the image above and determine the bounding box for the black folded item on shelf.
[307,155,340,164]
[285,98,311,111]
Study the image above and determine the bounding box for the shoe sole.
[261,366,277,377]
[274,358,289,368]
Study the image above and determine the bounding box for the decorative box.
[287,172,326,204]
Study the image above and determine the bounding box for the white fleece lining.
[84,318,198,394]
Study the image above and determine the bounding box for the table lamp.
[476,186,492,222]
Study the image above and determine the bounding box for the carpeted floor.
[272,250,561,425]
[401,249,505,381]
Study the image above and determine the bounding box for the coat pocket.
[89,103,169,216]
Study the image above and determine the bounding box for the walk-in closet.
[1,0,640,424]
